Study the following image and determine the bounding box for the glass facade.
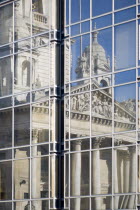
[0,0,140,209]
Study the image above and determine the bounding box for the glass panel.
[14,147,30,158]
[0,161,12,200]
[114,146,136,194]
[114,195,136,209]
[138,146,140,193]
[14,0,31,40]
[0,44,13,58]
[114,0,136,10]
[114,132,136,146]
[91,196,112,210]
[81,21,90,33]
[0,56,13,97]
[0,3,13,45]
[14,105,30,146]
[92,27,112,76]
[71,34,90,81]
[32,46,50,89]
[32,33,49,48]
[0,202,12,210]
[114,84,136,132]
[66,0,69,25]
[70,80,90,93]
[32,89,49,102]
[14,159,30,199]
[0,96,12,109]
[114,7,136,24]
[65,39,70,83]
[71,0,80,23]
[14,52,31,93]
[114,21,136,71]
[70,92,90,138]
[0,149,12,160]
[14,92,30,106]
[14,39,31,53]
[14,201,29,210]
[91,88,112,135]
[70,198,89,210]
[70,139,90,151]
[114,69,136,85]
[71,24,80,36]
[32,102,49,144]
[92,136,112,148]
[91,149,112,195]
[81,0,90,20]
[32,0,50,35]
[0,109,12,148]
[50,156,58,198]
[65,154,69,197]
[92,0,112,17]
[65,96,69,139]
[70,152,89,196]
[31,144,49,156]
[31,156,49,198]
[92,14,112,30]
[92,75,112,89]
[31,200,49,210]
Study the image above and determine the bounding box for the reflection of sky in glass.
[92,0,112,17]
[81,21,90,33]
[71,24,80,36]
[115,69,136,85]
[71,0,80,23]
[114,0,136,10]
[81,0,90,20]
[115,21,136,70]
[114,83,136,102]
[66,0,69,25]
[114,7,136,24]
[92,15,112,30]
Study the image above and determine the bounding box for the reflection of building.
[0,0,140,210]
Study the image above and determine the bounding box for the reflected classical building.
[65,28,136,210]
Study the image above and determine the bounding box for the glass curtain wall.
[0,0,60,210]
[64,0,140,209]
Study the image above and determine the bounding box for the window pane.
[114,69,136,85]
[0,56,13,97]
[81,0,90,20]
[71,0,80,23]
[114,146,136,194]
[31,156,49,198]
[14,106,30,146]
[114,0,136,10]
[91,149,112,195]
[114,21,136,70]
[114,84,136,132]
[92,27,112,76]
[91,196,112,210]
[14,159,30,199]
[0,3,13,45]
[0,161,12,200]
[31,200,49,210]
[70,198,89,210]
[70,152,89,196]
[114,7,136,24]
[91,88,112,135]
[0,109,12,148]
[92,14,112,30]
[14,0,31,40]
[92,0,112,17]
[114,195,136,209]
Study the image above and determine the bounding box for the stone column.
[92,138,101,209]
[71,141,81,210]
[128,147,136,209]
[122,152,130,208]
[32,129,41,209]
